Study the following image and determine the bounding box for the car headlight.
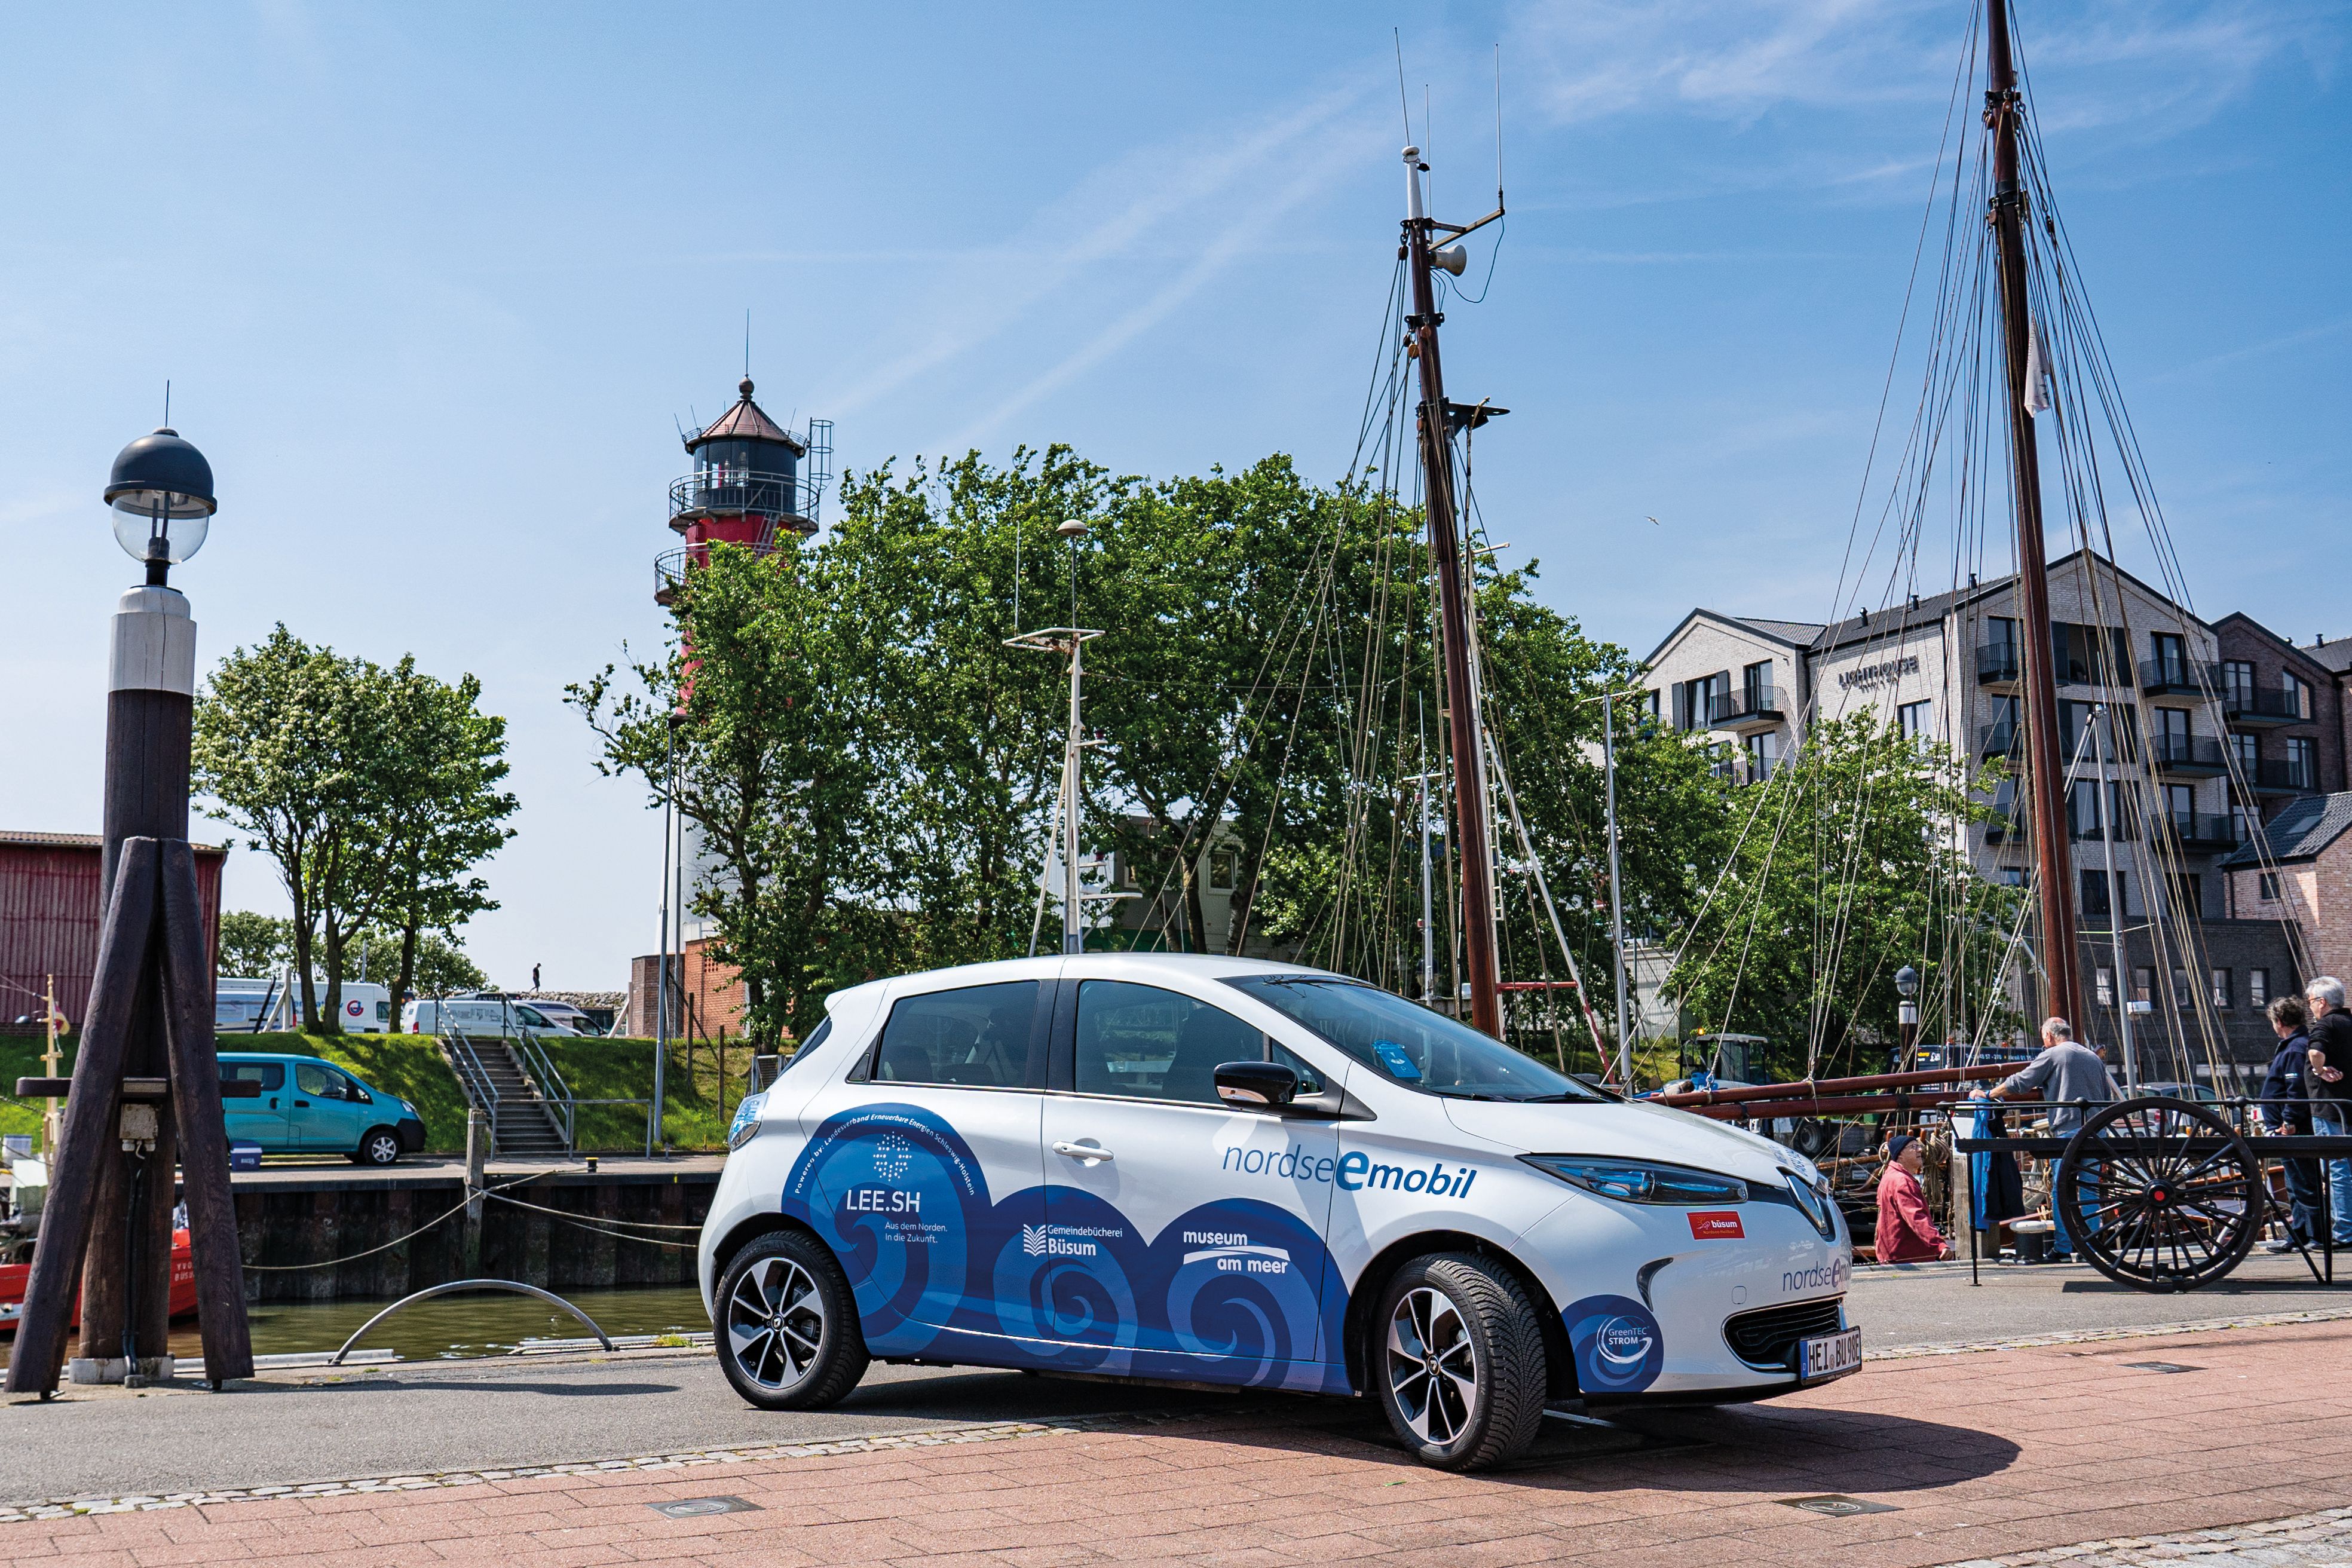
[727,1091,768,1151]
[1521,1156,1750,1206]
[1783,1168,1839,1239]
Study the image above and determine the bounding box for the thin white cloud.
[815,77,1378,423]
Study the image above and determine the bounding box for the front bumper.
[1515,1188,1852,1400]
[396,1117,427,1153]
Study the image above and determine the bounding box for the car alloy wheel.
[360,1130,402,1166]
[1387,1286,1478,1446]
[714,1230,869,1411]
[728,1255,827,1389]
[1371,1252,1547,1471]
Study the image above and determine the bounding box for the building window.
[1742,660,1773,714]
[2222,660,2255,706]
[1898,699,1932,743]
[1996,866,2025,888]
[1644,690,1661,722]
[2251,968,2270,1009]
[2095,966,2115,1007]
[1743,730,1778,783]
[2230,732,2260,774]
[2173,873,2203,917]
[2287,735,2317,789]
[2210,967,2232,1009]
[2285,672,2314,721]
[1207,849,1236,891]
[2133,966,2156,1006]
[2151,630,2189,687]
[2081,870,2112,925]
[2259,871,2281,902]
[2170,967,2192,1007]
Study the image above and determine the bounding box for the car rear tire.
[716,1230,869,1411]
[354,1128,403,1166]
[1373,1252,1548,1471]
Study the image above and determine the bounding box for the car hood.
[1440,1097,1799,1186]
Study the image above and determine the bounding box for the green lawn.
[1,1030,758,1154]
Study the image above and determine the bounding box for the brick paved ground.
[3,1318,2347,1567]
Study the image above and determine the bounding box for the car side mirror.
[1215,1061,1299,1110]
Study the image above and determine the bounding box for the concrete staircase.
[440,1036,571,1156]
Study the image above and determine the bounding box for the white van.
[402,997,583,1037]
[216,977,391,1034]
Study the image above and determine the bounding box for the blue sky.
[1,2,2343,991]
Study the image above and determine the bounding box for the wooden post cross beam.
[2,837,253,1396]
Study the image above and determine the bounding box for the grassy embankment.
[1,1031,756,1153]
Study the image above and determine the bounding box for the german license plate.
[1798,1327,1862,1383]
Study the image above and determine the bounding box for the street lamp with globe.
[1894,964,1922,1068]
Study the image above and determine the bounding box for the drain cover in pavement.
[1780,1496,1898,1517]
[649,1496,762,1519]
[2121,1361,2201,1374]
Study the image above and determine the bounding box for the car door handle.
[1052,1141,1114,1163]
[293,1100,310,1108]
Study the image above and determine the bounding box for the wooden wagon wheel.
[2056,1096,2262,1293]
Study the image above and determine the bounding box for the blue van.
[218,1054,427,1166]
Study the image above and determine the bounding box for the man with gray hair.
[2302,978,2352,1246]
[1975,1016,2122,1261]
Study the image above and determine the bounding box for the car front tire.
[715,1230,869,1411]
[355,1128,403,1166]
[1373,1252,1548,1471]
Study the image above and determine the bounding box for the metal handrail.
[669,471,814,525]
[509,1025,577,1153]
[327,1279,613,1365]
[653,540,790,602]
[442,1030,500,1122]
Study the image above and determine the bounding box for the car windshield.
[1223,976,1602,1102]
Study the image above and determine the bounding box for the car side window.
[872,982,1039,1089]
[336,1071,370,1103]
[294,1063,335,1097]
[1073,981,1280,1105]
[223,1062,284,1092]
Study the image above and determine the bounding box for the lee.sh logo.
[843,1187,919,1214]
[1687,1211,1744,1240]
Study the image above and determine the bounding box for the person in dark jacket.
[2305,978,2352,1246]
[2258,996,2320,1252]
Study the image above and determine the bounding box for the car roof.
[823,951,1344,1010]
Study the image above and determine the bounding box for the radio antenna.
[1494,45,1505,204]
[163,379,171,426]
[743,310,752,379]
[1394,32,1411,139]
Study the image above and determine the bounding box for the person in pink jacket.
[1874,1134,1949,1263]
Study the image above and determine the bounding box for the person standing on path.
[1974,1018,2121,1261]
[2302,977,2352,1247]
[2259,996,2321,1252]
[1874,1134,1950,1262]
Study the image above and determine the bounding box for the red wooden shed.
[0,831,223,1031]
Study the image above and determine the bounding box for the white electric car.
[699,954,1855,1470]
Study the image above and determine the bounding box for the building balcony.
[2139,656,2216,699]
[2155,809,2243,854]
[2151,734,2228,779]
[654,541,786,606]
[1984,810,2019,844]
[2249,756,2319,795]
[1707,685,1783,733]
[1978,721,2017,759]
[1976,644,2023,687]
[2222,687,2306,730]
[669,471,816,535]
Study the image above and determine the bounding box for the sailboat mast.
[1986,0,2082,1028]
[1402,143,1503,1038]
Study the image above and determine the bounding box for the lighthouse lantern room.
[656,376,824,605]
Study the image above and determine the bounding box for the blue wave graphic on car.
[780,1104,1351,1394]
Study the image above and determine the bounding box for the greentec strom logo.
[1217,1143,1480,1199]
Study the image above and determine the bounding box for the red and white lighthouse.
[654,378,831,606]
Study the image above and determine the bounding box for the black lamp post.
[1894,964,1922,1071]
[81,425,215,1384]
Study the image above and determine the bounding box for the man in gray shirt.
[1974,1017,2122,1261]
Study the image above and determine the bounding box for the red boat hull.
[0,1230,198,1333]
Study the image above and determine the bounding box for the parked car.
[516,999,601,1034]
[216,977,393,1034]
[401,997,583,1037]
[699,954,1855,1472]
[216,1053,427,1166]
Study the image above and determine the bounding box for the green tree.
[1664,712,2019,1079]
[216,911,293,978]
[570,538,868,1045]
[357,926,487,1002]
[195,629,513,1033]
